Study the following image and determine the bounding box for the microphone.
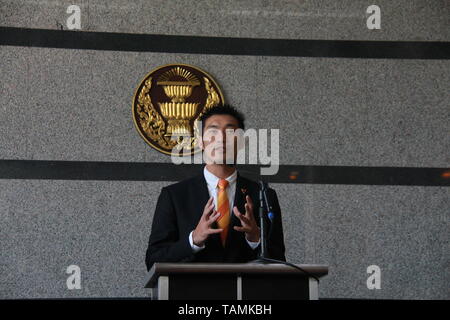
[261,181,275,222]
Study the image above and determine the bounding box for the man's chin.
[205,156,236,166]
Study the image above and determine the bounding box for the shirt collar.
[203,166,237,188]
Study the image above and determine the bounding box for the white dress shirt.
[189,166,260,252]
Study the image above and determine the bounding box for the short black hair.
[199,104,245,131]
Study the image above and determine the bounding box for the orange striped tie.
[217,178,230,247]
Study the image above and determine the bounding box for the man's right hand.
[192,196,222,247]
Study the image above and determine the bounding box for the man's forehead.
[205,115,238,127]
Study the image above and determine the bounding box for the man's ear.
[235,128,245,151]
[197,135,204,150]
[194,119,204,150]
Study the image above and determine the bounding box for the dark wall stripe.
[1,27,449,59]
[0,160,448,186]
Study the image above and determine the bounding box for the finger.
[244,202,253,218]
[238,214,252,226]
[202,198,215,217]
[207,228,223,234]
[207,210,220,224]
[204,196,214,209]
[206,196,214,209]
[233,226,249,233]
[233,206,242,217]
[233,207,251,225]
[246,195,254,211]
[202,204,215,220]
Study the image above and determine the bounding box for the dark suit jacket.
[145,171,286,271]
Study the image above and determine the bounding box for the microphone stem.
[259,181,267,259]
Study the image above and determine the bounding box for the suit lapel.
[192,173,210,224]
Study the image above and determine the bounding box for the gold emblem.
[132,64,225,156]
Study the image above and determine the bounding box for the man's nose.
[220,128,235,140]
[214,130,227,143]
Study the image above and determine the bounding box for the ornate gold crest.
[132,64,225,156]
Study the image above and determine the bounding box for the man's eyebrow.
[205,123,238,129]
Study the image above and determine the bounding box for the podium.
[145,263,328,300]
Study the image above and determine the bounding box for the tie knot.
[217,179,229,189]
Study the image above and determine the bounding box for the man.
[145,104,286,271]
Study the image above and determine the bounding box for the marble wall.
[1,0,449,299]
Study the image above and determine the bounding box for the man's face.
[200,114,241,165]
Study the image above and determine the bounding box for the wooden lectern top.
[145,263,329,288]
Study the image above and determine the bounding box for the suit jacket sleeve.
[145,187,194,271]
[266,188,287,261]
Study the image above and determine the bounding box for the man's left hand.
[233,195,260,242]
